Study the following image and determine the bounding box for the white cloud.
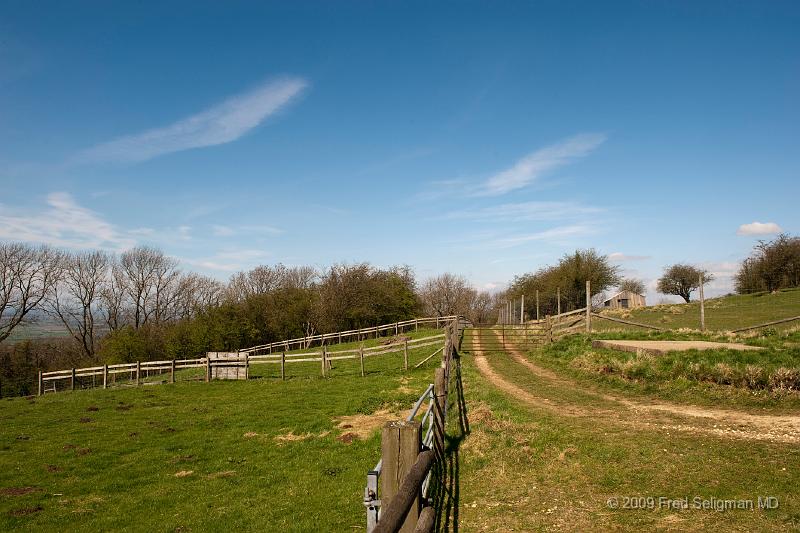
[736,221,782,236]
[75,77,307,163]
[489,224,595,249]
[478,133,606,196]
[0,192,135,250]
[608,252,651,262]
[443,201,602,222]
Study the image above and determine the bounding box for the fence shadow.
[431,351,469,532]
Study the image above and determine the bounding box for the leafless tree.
[119,246,179,328]
[174,273,225,319]
[0,243,63,344]
[99,261,128,331]
[46,250,109,358]
[419,273,475,317]
[228,264,318,301]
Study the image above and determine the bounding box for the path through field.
[457,328,800,531]
[473,329,800,444]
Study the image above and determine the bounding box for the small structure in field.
[207,352,249,380]
[602,290,646,309]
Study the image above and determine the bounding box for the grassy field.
[457,329,800,532]
[531,330,800,412]
[0,334,447,531]
[594,287,800,332]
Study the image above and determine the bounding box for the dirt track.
[471,330,800,444]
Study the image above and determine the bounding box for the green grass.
[457,330,800,532]
[0,346,443,531]
[524,329,800,412]
[594,287,800,332]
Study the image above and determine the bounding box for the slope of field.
[594,287,800,332]
[0,345,443,531]
[457,329,800,531]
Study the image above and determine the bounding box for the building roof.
[602,290,645,303]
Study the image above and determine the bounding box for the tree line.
[0,242,493,396]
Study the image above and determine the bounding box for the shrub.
[769,368,800,391]
[744,365,768,389]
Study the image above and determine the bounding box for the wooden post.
[321,346,327,377]
[205,357,211,383]
[520,294,525,324]
[38,371,43,396]
[380,421,422,533]
[359,346,365,377]
[586,280,591,333]
[557,287,561,316]
[170,360,175,384]
[434,367,446,457]
[404,339,409,371]
[136,361,141,386]
[536,290,540,321]
[395,322,399,336]
[281,351,286,380]
[103,365,108,389]
[546,315,552,344]
[414,318,418,332]
[71,368,76,391]
[699,273,706,332]
[245,352,250,380]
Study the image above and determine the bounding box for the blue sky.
[1,1,798,301]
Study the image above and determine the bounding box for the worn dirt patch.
[174,470,194,478]
[337,433,357,444]
[0,487,40,496]
[45,465,62,473]
[334,408,406,440]
[243,432,259,438]
[593,339,764,354]
[79,417,93,423]
[274,431,314,443]
[86,406,99,412]
[206,470,236,479]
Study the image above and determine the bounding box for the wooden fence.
[37,316,459,396]
[242,316,459,355]
[364,317,466,533]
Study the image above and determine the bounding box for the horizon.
[2,2,798,305]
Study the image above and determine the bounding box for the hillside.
[595,288,800,331]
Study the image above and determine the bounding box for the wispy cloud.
[0,192,135,250]
[736,221,782,236]
[464,224,596,250]
[608,252,651,262]
[75,77,307,163]
[181,249,273,273]
[477,133,606,196]
[211,224,283,237]
[442,201,603,222]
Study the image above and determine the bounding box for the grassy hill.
[0,334,447,531]
[595,287,800,332]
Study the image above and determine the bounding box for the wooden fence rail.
[365,317,467,533]
[38,327,451,396]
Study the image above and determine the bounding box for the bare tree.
[99,261,128,331]
[174,273,225,319]
[419,273,475,317]
[119,246,179,328]
[46,250,109,358]
[0,243,63,344]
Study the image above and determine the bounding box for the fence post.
[321,346,327,377]
[380,420,422,533]
[136,361,141,386]
[536,290,540,321]
[205,357,211,383]
[415,318,418,331]
[520,294,525,324]
[434,367,446,458]
[280,351,285,380]
[38,371,43,396]
[546,315,553,344]
[71,368,76,391]
[557,287,561,316]
[245,352,250,380]
[404,339,409,371]
[103,365,108,389]
[699,273,706,332]
[586,280,592,333]
[360,346,365,377]
[170,360,175,383]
